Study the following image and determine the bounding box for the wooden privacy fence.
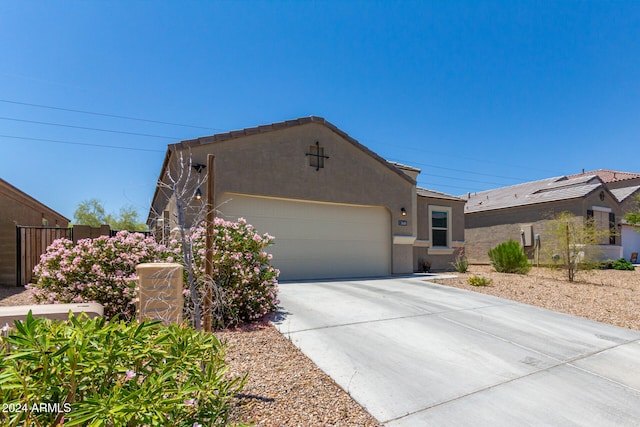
[15,226,152,286]
[16,226,71,287]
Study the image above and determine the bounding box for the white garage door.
[218,193,391,280]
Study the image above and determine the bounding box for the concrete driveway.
[272,276,640,426]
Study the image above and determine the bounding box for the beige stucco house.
[600,171,640,262]
[464,170,640,264]
[148,116,465,280]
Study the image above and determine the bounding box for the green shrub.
[611,258,635,271]
[467,275,492,286]
[0,312,245,427]
[488,239,532,274]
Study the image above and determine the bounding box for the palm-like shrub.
[488,239,531,274]
[0,313,244,426]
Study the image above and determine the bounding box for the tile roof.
[464,175,605,213]
[567,169,640,183]
[417,187,465,201]
[610,185,640,202]
[388,161,421,173]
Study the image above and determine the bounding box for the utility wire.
[386,156,527,182]
[366,138,563,176]
[0,99,223,131]
[0,98,556,189]
[416,180,484,193]
[0,134,165,152]
[0,117,182,140]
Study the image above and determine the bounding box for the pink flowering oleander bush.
[28,231,169,320]
[173,218,280,329]
[29,219,279,329]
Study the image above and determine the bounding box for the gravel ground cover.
[0,286,381,427]
[218,321,382,427]
[430,264,640,331]
[1,264,637,425]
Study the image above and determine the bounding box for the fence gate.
[16,226,71,286]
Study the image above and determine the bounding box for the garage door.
[217,193,391,280]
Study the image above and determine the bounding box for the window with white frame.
[428,205,452,248]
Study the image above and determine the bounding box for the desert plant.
[0,312,245,427]
[541,211,614,281]
[467,275,492,286]
[624,194,640,226]
[452,250,469,273]
[488,239,531,274]
[171,219,280,329]
[28,231,169,320]
[30,220,279,329]
[611,258,635,271]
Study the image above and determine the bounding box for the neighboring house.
[464,169,640,264]
[607,172,640,260]
[148,116,465,280]
[0,178,69,286]
[574,170,640,263]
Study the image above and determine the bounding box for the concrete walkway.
[272,276,640,426]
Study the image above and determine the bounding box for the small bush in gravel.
[0,312,245,427]
[28,232,169,320]
[452,250,469,273]
[467,275,492,287]
[611,258,635,271]
[488,239,531,274]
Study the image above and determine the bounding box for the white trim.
[393,235,417,245]
[428,205,453,248]
[592,205,612,213]
[428,248,455,255]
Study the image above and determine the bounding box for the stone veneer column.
[136,263,184,325]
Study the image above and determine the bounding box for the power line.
[424,172,514,187]
[0,117,182,140]
[0,134,165,152]
[385,156,528,182]
[416,180,484,193]
[366,138,563,176]
[0,99,223,131]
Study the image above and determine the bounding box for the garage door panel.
[218,193,391,280]
[272,239,389,259]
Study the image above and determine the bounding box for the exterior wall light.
[401,207,407,216]
[192,163,206,201]
[192,163,206,174]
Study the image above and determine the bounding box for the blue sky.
[1,1,639,222]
